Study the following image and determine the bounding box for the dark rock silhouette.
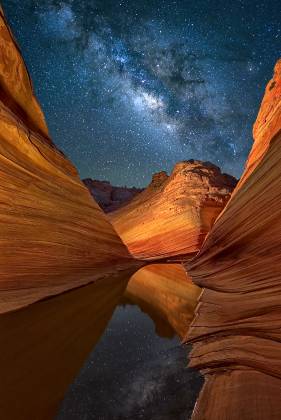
[83,179,143,213]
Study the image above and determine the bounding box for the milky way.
[3,0,281,186]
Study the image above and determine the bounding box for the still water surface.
[0,264,202,420]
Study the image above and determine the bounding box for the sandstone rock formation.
[122,264,201,339]
[185,59,281,419]
[241,59,281,185]
[110,161,237,261]
[0,9,139,313]
[0,7,50,142]
[83,178,143,213]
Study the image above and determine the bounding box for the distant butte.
[109,160,237,261]
[83,178,143,213]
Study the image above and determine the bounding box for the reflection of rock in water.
[0,271,132,420]
[57,304,203,420]
[122,264,201,339]
[120,295,176,339]
[0,263,202,420]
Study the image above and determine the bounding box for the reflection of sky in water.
[57,304,202,419]
[0,266,201,419]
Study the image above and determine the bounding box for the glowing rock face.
[110,161,237,261]
[240,59,281,185]
[185,60,281,420]
[0,9,50,141]
[0,9,137,313]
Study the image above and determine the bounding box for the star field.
[3,0,281,186]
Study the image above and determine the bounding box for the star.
[2,0,280,187]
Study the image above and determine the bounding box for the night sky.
[3,0,281,186]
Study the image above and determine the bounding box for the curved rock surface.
[110,161,237,261]
[0,8,50,141]
[241,59,281,185]
[83,178,143,213]
[0,9,138,313]
[185,60,281,419]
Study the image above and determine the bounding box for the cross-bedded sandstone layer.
[185,59,281,420]
[110,161,237,261]
[0,9,139,313]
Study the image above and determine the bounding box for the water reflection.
[58,264,202,420]
[0,264,201,420]
[121,264,200,339]
[0,269,134,420]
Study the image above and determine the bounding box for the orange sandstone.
[0,8,50,141]
[185,60,281,420]
[240,59,281,185]
[110,161,236,261]
[0,9,139,313]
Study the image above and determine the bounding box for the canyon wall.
[0,9,138,313]
[110,161,237,261]
[185,59,281,419]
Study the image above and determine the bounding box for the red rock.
[110,160,237,261]
[0,9,140,313]
[184,60,281,419]
[83,178,143,213]
[0,8,50,142]
[240,59,281,185]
